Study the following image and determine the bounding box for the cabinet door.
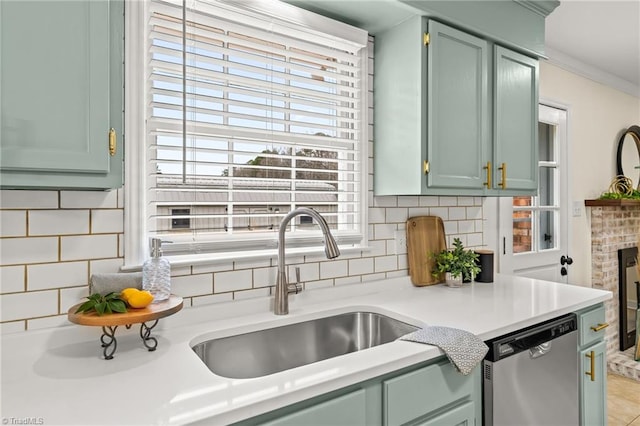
[0,0,123,189]
[260,389,367,426]
[427,21,488,190]
[417,401,475,426]
[493,46,538,192]
[580,340,607,426]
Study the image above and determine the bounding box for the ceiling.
[544,0,640,97]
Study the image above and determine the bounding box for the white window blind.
[146,0,367,256]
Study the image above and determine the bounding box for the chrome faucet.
[274,208,340,315]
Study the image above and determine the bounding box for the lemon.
[120,287,140,302]
[127,290,154,308]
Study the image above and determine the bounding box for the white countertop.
[1,274,611,425]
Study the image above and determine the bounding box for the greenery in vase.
[431,238,481,282]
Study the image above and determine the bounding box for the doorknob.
[561,266,568,276]
[560,255,573,265]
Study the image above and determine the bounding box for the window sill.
[121,245,370,272]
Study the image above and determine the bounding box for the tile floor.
[608,373,640,425]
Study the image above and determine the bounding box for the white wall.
[539,61,640,286]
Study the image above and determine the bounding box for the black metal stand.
[99,320,159,360]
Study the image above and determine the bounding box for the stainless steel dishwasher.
[483,313,579,426]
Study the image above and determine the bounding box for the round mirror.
[616,125,640,189]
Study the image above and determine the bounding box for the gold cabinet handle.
[423,160,430,174]
[498,162,507,189]
[585,350,595,381]
[484,161,492,188]
[109,128,116,156]
[590,323,609,332]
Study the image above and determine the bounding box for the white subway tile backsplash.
[61,235,118,261]
[397,196,419,207]
[408,208,430,219]
[304,279,334,290]
[60,190,117,209]
[467,232,484,248]
[457,220,476,234]
[320,259,348,279]
[89,258,124,275]
[29,210,90,236]
[466,206,483,220]
[444,221,458,235]
[373,196,397,208]
[385,208,408,224]
[361,272,386,283]
[375,255,397,273]
[192,262,234,274]
[429,207,449,220]
[1,265,25,293]
[449,207,466,221]
[349,258,374,276]
[457,197,475,206]
[1,237,58,266]
[0,290,58,322]
[439,197,458,207]
[192,292,233,306]
[172,274,213,297]
[234,258,271,270]
[367,240,387,257]
[368,207,385,224]
[27,315,70,331]
[214,269,252,293]
[91,209,124,234]
[60,286,90,313]
[234,287,270,300]
[398,254,408,270]
[0,190,58,209]
[335,276,361,286]
[419,197,439,207]
[374,223,395,240]
[1,210,26,237]
[287,262,319,283]
[0,320,25,334]
[253,266,276,288]
[170,266,193,277]
[28,261,88,291]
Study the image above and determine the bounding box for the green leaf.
[95,301,106,316]
[110,300,127,313]
[75,300,96,314]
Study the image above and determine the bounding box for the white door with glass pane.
[499,104,569,282]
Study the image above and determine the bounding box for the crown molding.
[514,0,560,17]
[544,46,640,98]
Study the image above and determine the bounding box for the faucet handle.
[287,267,303,295]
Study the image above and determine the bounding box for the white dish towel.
[399,326,489,375]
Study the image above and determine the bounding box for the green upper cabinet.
[374,17,541,197]
[493,46,539,192]
[0,0,124,190]
[427,21,488,191]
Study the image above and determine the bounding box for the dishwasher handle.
[529,341,552,359]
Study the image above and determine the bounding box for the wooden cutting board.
[406,216,447,286]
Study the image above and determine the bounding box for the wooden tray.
[68,295,183,327]
[406,216,447,286]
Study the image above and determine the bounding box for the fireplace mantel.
[585,199,640,207]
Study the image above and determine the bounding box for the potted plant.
[431,238,481,287]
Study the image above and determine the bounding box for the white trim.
[125,0,370,268]
[544,46,640,98]
[124,0,149,266]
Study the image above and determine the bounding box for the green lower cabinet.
[579,340,607,426]
[235,357,481,426]
[260,389,367,426]
[576,304,608,426]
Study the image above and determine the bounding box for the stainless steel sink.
[191,311,419,379]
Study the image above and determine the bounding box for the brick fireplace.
[587,200,640,381]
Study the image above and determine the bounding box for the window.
[512,122,559,254]
[125,0,368,264]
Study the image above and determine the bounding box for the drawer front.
[383,360,475,426]
[262,389,367,426]
[417,400,475,426]
[578,305,608,348]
